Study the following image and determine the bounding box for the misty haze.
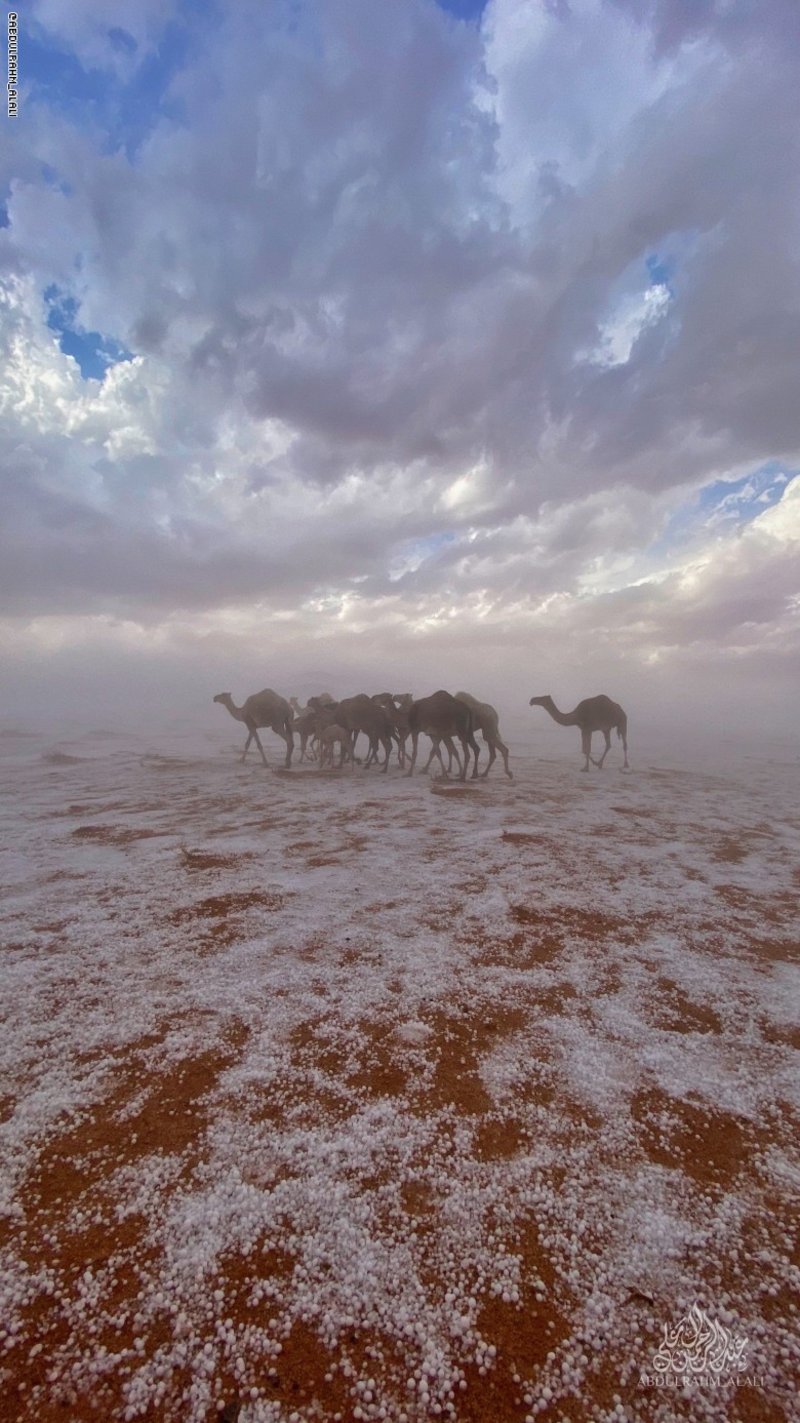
[1,3,798,1423]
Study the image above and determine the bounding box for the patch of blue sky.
[435,0,489,22]
[388,531,456,582]
[653,463,795,555]
[416,531,457,553]
[39,163,72,195]
[585,247,684,368]
[23,1,216,159]
[45,284,133,381]
[645,251,675,297]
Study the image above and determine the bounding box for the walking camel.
[318,724,353,770]
[406,691,481,781]
[213,689,294,768]
[385,692,458,775]
[307,695,394,772]
[370,692,411,768]
[455,692,513,779]
[529,694,628,772]
[289,694,336,761]
[292,710,319,763]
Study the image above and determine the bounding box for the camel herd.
[213,689,629,777]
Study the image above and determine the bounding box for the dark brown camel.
[529,694,628,771]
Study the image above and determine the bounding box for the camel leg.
[621,730,629,770]
[283,730,294,768]
[470,733,481,778]
[591,731,611,769]
[422,741,444,776]
[580,729,591,771]
[373,732,393,771]
[406,731,420,777]
[444,737,463,778]
[247,725,270,768]
[480,738,497,779]
[425,739,451,776]
[497,736,513,779]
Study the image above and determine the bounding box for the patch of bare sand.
[649,980,723,1035]
[71,825,169,847]
[629,1088,776,1190]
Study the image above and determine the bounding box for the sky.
[1,0,798,735]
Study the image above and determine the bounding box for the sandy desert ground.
[0,716,798,1423]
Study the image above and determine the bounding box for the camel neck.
[543,701,577,727]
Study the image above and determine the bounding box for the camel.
[213,689,294,768]
[318,724,353,770]
[406,691,480,781]
[291,692,335,712]
[307,695,394,771]
[455,692,512,779]
[336,694,394,772]
[292,710,319,763]
[370,692,411,768]
[291,693,342,760]
[529,694,628,771]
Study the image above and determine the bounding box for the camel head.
[213,693,232,705]
[529,695,551,707]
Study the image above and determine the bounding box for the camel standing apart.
[406,691,480,781]
[213,690,294,768]
[529,694,628,771]
[455,692,512,779]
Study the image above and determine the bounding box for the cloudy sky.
[2,0,798,731]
